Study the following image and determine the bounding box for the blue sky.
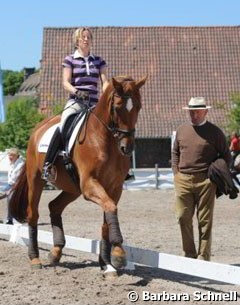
[1,0,240,71]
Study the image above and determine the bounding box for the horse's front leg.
[48,191,79,264]
[104,211,127,269]
[82,179,127,270]
[99,220,117,277]
[99,220,111,269]
[99,213,127,277]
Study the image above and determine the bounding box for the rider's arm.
[63,67,77,95]
[100,67,109,92]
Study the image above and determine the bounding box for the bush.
[0,97,45,152]
[3,70,24,96]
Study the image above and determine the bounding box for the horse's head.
[108,75,147,156]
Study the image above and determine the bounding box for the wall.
[135,138,171,168]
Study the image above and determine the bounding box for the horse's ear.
[112,77,124,95]
[135,75,148,89]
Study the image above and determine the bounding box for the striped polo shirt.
[62,49,107,105]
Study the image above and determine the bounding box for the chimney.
[23,67,35,80]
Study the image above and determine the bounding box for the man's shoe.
[6,220,13,225]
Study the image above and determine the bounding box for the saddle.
[61,108,89,185]
[38,107,90,185]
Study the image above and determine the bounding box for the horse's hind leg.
[27,175,45,269]
[48,191,79,264]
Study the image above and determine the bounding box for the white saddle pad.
[38,113,87,153]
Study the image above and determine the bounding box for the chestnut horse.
[9,75,147,275]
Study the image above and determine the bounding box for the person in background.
[172,97,231,261]
[0,148,25,224]
[229,131,240,169]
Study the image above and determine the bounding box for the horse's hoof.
[103,271,118,279]
[48,247,62,265]
[111,246,127,269]
[102,264,118,279]
[111,255,127,269]
[31,258,42,269]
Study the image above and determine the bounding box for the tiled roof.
[40,26,240,138]
[17,72,40,96]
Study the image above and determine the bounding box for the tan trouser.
[60,99,82,132]
[174,172,216,261]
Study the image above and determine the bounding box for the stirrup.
[41,164,57,183]
[125,173,135,181]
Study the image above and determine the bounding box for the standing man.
[1,148,24,224]
[172,97,231,261]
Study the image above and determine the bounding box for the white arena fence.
[124,167,174,190]
[0,149,174,191]
[0,223,240,285]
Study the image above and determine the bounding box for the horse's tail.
[9,163,28,223]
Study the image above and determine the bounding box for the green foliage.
[227,93,240,134]
[3,70,24,95]
[52,103,64,115]
[0,97,45,152]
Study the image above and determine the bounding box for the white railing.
[124,167,174,190]
[0,167,174,192]
[1,223,240,285]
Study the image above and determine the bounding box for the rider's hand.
[75,90,89,101]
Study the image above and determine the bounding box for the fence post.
[155,163,159,189]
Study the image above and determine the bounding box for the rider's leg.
[41,127,62,181]
[59,99,80,133]
[42,99,81,181]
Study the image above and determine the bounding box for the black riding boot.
[42,127,62,182]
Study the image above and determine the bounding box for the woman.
[42,27,109,181]
[0,148,25,224]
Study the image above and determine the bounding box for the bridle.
[90,91,136,140]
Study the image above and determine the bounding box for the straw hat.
[182,97,211,110]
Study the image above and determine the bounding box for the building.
[40,26,240,167]
[17,68,40,97]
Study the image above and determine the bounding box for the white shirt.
[8,157,25,185]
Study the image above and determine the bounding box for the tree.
[3,70,24,95]
[0,97,45,152]
[227,93,240,134]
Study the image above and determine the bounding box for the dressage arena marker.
[0,223,240,285]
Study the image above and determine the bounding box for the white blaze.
[126,98,133,112]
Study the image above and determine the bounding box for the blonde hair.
[73,27,93,48]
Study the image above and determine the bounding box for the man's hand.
[0,192,7,200]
